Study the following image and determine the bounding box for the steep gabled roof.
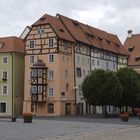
[124,34,140,66]
[57,14,91,45]
[0,36,25,53]
[32,13,127,55]
[33,14,75,42]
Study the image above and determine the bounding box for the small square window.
[3,57,8,64]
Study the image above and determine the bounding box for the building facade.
[0,36,24,117]
[23,14,127,116]
[124,30,140,73]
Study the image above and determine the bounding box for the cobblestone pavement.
[0,116,139,140]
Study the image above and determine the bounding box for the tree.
[82,69,122,115]
[117,67,140,111]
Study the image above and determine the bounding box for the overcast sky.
[0,0,140,43]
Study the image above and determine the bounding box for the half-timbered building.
[23,14,128,116]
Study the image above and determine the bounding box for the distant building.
[0,36,25,117]
[23,14,128,116]
[124,30,140,73]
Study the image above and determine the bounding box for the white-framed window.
[2,71,8,79]
[38,69,42,77]
[87,58,90,64]
[97,60,100,66]
[2,85,8,95]
[31,86,37,94]
[48,54,54,62]
[30,40,35,48]
[2,57,8,64]
[76,67,81,78]
[106,61,109,70]
[113,63,116,70]
[30,55,34,63]
[0,102,6,113]
[92,59,95,65]
[38,28,44,35]
[48,70,54,80]
[31,69,37,77]
[38,86,42,93]
[48,88,54,96]
[78,84,82,95]
[48,38,54,48]
[77,56,80,63]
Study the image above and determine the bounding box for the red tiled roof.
[33,14,75,42]
[33,13,127,55]
[0,36,25,53]
[124,34,140,66]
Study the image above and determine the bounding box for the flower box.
[22,113,33,123]
[120,112,129,122]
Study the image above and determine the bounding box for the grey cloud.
[0,0,140,42]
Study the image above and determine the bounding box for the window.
[97,60,100,66]
[30,40,35,48]
[48,54,54,62]
[76,67,81,78]
[2,85,8,95]
[31,69,37,77]
[2,57,8,64]
[48,70,54,79]
[65,70,68,79]
[77,56,80,63]
[48,88,54,96]
[49,38,54,48]
[2,71,8,79]
[0,102,6,113]
[30,55,34,63]
[38,28,44,35]
[38,86,42,93]
[31,86,37,94]
[38,69,42,77]
[47,103,54,113]
[92,59,95,65]
[64,41,69,50]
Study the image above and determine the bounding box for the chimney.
[127,30,133,38]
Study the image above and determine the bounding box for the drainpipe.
[11,53,14,118]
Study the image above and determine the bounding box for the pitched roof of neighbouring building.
[124,34,140,66]
[0,36,25,53]
[32,13,128,55]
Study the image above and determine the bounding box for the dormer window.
[40,17,46,21]
[135,56,140,61]
[98,37,103,42]
[106,39,111,44]
[115,43,120,48]
[128,46,135,52]
[73,20,79,26]
[58,29,64,32]
[87,33,94,39]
